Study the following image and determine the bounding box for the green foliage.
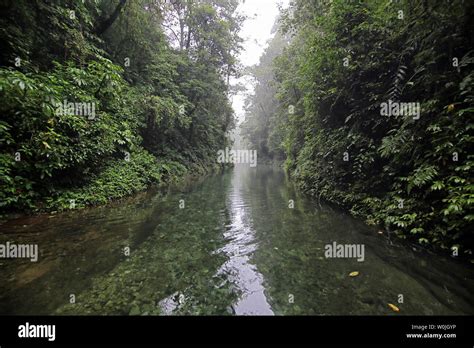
[0,0,242,213]
[247,0,473,254]
[0,58,141,210]
[44,149,162,211]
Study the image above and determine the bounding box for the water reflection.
[238,166,474,315]
[0,165,472,315]
[216,165,273,315]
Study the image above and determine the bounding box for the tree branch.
[95,0,127,35]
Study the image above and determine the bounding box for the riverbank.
[0,151,227,222]
[287,166,473,263]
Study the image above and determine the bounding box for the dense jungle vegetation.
[0,0,242,212]
[241,0,473,255]
[0,0,472,256]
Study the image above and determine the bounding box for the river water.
[0,165,472,315]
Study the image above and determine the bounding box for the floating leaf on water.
[388,303,400,312]
[349,271,359,277]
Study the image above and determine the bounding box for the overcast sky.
[231,0,289,125]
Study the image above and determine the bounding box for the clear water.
[0,165,472,315]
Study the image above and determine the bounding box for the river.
[0,165,472,315]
